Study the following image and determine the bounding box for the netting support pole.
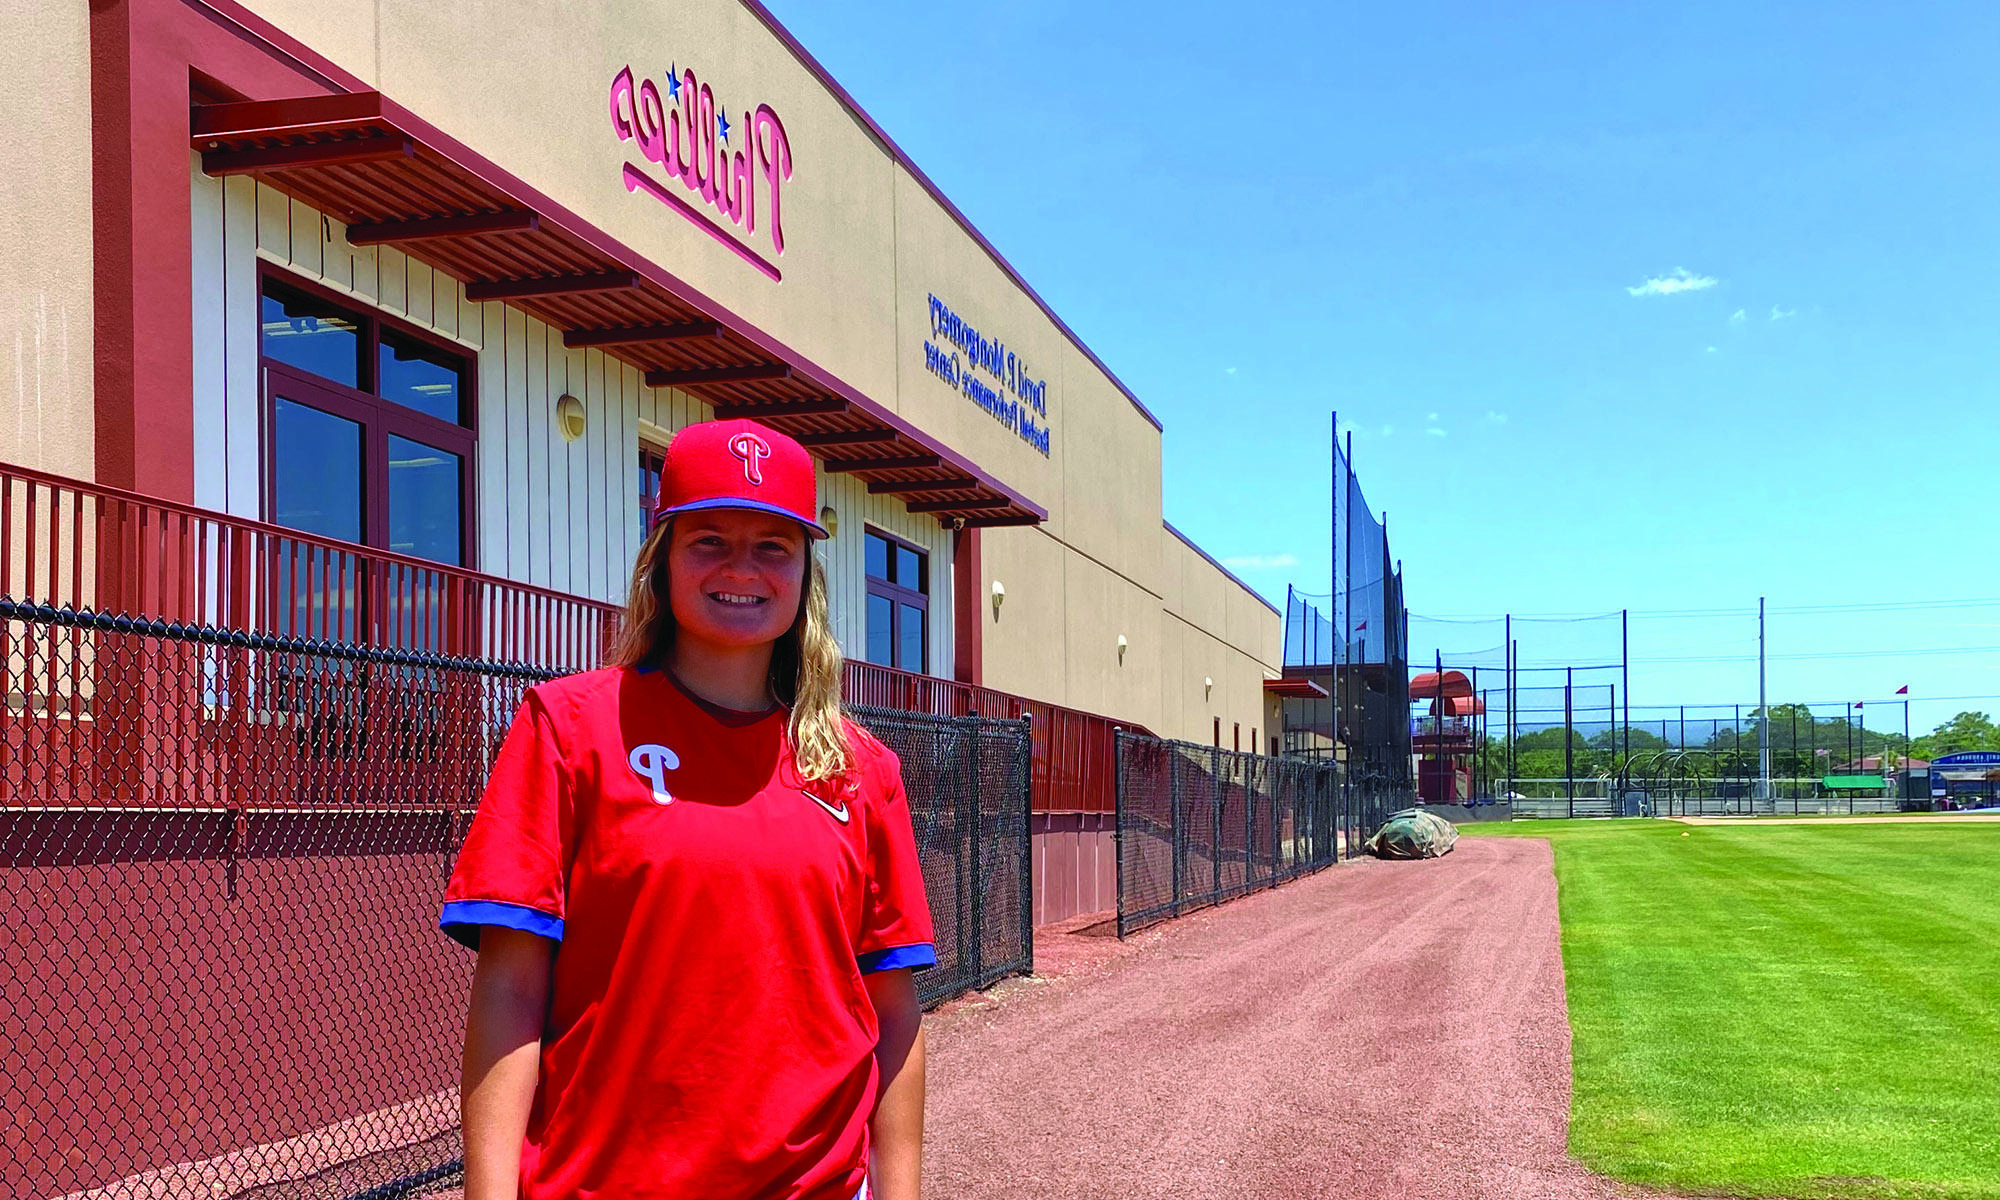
[1565,666,1575,819]
[1170,749,1184,914]
[1112,726,1124,935]
[1504,614,1513,800]
[968,712,984,987]
[1621,608,1630,786]
[1246,753,1256,890]
[1758,596,1770,806]
[1800,704,1816,816]
[1017,713,1032,968]
[1902,700,1910,808]
[1211,743,1223,905]
[1470,665,1480,802]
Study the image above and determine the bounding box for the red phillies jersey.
[441,666,936,1200]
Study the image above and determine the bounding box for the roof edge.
[736,0,1165,435]
[1163,521,1284,618]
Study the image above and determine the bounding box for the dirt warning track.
[922,838,1646,1200]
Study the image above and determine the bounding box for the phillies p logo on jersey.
[628,743,681,805]
[728,432,771,486]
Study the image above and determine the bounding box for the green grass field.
[1461,819,2000,1199]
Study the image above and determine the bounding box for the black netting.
[3,602,1031,1200]
[1116,733,1379,937]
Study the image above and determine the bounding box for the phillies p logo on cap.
[654,419,828,538]
[728,431,772,486]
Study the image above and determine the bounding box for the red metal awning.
[1264,677,1329,699]
[1410,670,1474,701]
[191,92,1045,528]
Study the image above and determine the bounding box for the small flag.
[1355,620,1368,632]
[1854,701,1864,710]
[1896,685,1909,695]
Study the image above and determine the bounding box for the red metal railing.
[1,461,1130,814]
[0,461,620,670]
[1,460,622,813]
[843,660,1135,814]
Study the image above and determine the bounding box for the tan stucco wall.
[1055,340,1163,596]
[1058,550,1164,729]
[1,2,95,477]
[890,165,1066,524]
[978,526,1070,705]
[1157,528,1282,746]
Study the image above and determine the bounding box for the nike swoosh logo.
[801,789,850,825]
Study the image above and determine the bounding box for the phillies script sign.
[608,64,792,282]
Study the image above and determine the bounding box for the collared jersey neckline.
[637,661,782,728]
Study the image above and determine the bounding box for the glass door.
[268,372,371,646]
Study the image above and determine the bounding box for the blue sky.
[768,1,2000,734]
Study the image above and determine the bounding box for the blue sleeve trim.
[440,900,564,950]
[858,943,938,974]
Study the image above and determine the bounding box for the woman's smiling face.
[665,509,809,654]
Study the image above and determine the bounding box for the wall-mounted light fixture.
[1204,676,1214,701]
[555,394,586,442]
[1116,634,1128,664]
[819,506,839,537]
[990,580,1005,618]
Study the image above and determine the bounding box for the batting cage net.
[1114,732,1393,938]
[1,600,1030,1200]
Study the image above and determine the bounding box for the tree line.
[1470,705,1998,785]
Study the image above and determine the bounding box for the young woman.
[442,418,935,1200]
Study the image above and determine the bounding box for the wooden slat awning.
[193,91,1046,528]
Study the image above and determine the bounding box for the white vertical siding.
[190,173,955,674]
[221,176,261,516]
[475,297,509,573]
[188,153,226,513]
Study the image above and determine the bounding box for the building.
[3,0,1287,920]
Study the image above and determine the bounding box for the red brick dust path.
[920,837,1660,1200]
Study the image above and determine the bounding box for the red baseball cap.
[653,418,829,539]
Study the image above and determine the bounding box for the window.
[261,272,475,565]
[259,270,475,646]
[864,529,928,673]
[638,444,668,534]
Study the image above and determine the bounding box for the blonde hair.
[606,519,854,782]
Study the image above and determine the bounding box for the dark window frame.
[258,265,478,567]
[638,442,668,536]
[864,526,930,674]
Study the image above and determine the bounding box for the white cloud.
[1627,267,1719,297]
[1705,346,1719,354]
[1224,366,1238,375]
[1729,309,1747,326]
[1425,427,1448,438]
[1426,412,1440,421]
[1221,553,1299,571]
[1484,410,1508,424]
[1381,425,1395,438]
[1769,305,1796,321]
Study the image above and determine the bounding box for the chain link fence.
[849,705,1032,1007]
[1115,732,1374,938]
[2,599,1030,1200]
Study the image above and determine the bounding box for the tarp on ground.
[1365,808,1459,859]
